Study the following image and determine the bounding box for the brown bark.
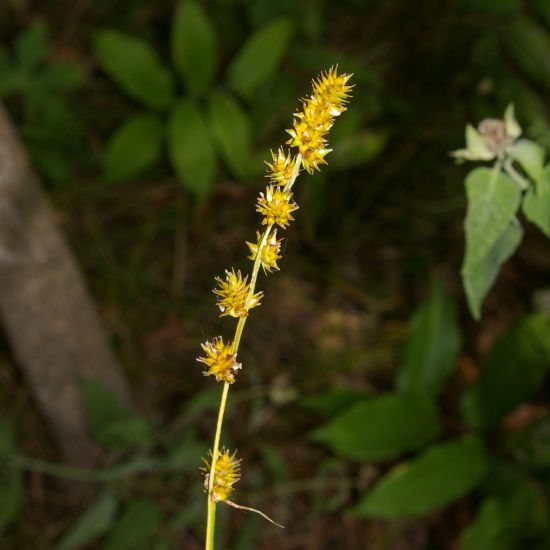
[0,104,131,465]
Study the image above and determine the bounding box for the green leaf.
[105,498,161,550]
[80,379,153,449]
[93,30,174,110]
[460,498,507,550]
[300,388,370,418]
[397,280,461,397]
[462,218,523,320]
[462,314,550,429]
[227,18,293,97]
[208,92,253,180]
[523,167,550,237]
[58,491,118,549]
[0,474,22,536]
[353,436,489,518]
[508,139,545,184]
[463,167,521,267]
[104,112,163,182]
[167,97,217,199]
[172,0,217,92]
[15,22,49,72]
[311,393,440,461]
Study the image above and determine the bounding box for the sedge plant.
[197,67,353,549]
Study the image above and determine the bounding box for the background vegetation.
[1,0,550,548]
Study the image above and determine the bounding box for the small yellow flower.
[265,148,297,186]
[213,269,262,318]
[246,230,283,273]
[197,337,241,383]
[202,447,241,502]
[256,186,299,228]
[286,66,353,173]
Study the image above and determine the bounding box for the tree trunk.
[0,104,131,465]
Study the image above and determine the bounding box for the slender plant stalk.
[204,155,302,550]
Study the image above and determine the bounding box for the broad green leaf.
[105,498,161,550]
[0,475,22,536]
[397,281,461,397]
[80,379,153,450]
[507,18,550,91]
[93,30,174,110]
[353,436,489,518]
[523,167,550,237]
[167,97,217,199]
[227,18,293,97]
[208,92,253,180]
[58,491,118,549]
[462,314,550,429]
[508,139,545,184]
[104,112,163,182]
[15,22,48,72]
[311,393,440,461]
[172,0,217,92]
[300,388,370,418]
[460,498,507,550]
[464,462,550,548]
[462,218,523,320]
[463,167,521,267]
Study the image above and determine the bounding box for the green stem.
[204,153,302,550]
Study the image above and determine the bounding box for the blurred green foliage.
[1,0,550,547]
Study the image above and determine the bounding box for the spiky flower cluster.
[286,66,353,173]
[265,148,297,186]
[202,448,241,502]
[213,269,263,318]
[246,230,283,273]
[256,186,299,228]
[197,337,241,383]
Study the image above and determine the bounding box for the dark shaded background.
[1,0,550,548]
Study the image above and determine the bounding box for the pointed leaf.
[462,218,523,320]
[172,0,217,92]
[58,491,118,549]
[104,112,163,182]
[397,281,461,397]
[227,19,293,97]
[208,92,253,180]
[523,167,550,237]
[508,139,545,184]
[311,393,440,461]
[93,30,174,110]
[353,436,489,518]
[463,167,521,267]
[462,314,550,429]
[168,97,217,199]
[460,498,506,550]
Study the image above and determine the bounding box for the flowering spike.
[256,186,299,228]
[213,269,263,318]
[197,337,242,383]
[246,230,283,273]
[286,65,353,173]
[201,448,241,502]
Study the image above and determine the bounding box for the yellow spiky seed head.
[197,337,241,383]
[246,230,283,273]
[286,66,353,173]
[256,186,299,228]
[202,447,241,502]
[265,148,298,186]
[213,269,263,318]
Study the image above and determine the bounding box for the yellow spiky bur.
[197,337,241,383]
[202,448,241,503]
[246,230,283,273]
[256,186,299,228]
[213,269,263,318]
